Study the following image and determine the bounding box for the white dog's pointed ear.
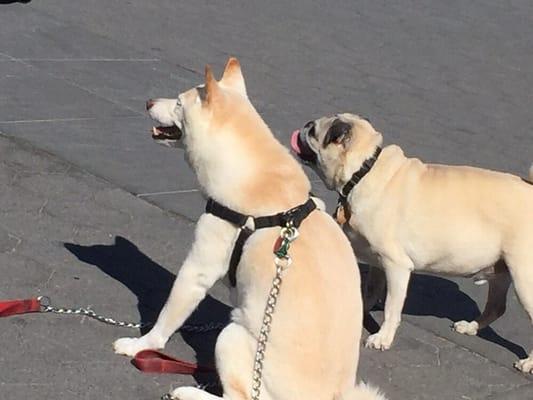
[204,64,220,105]
[221,57,247,96]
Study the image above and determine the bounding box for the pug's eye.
[323,120,352,147]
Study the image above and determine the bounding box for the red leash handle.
[0,298,41,317]
[132,350,215,374]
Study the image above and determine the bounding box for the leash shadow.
[362,267,527,359]
[64,236,230,390]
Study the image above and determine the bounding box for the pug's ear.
[203,64,220,105]
[323,120,352,148]
[221,57,247,97]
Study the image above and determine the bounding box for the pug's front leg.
[114,214,236,357]
[366,261,412,351]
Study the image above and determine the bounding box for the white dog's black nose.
[146,99,155,111]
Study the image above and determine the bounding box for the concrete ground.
[0,1,532,399]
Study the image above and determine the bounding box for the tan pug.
[113,61,386,400]
[291,113,533,373]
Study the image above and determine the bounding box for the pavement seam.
[137,189,200,197]
[484,382,533,399]
[0,115,144,124]
[0,131,196,224]
[1,58,160,62]
[397,318,533,382]
[0,50,142,118]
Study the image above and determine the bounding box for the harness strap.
[228,227,254,286]
[206,197,317,286]
[205,199,250,227]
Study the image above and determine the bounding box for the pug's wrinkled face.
[291,113,379,189]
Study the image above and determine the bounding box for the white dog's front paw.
[365,332,392,351]
[168,386,202,400]
[514,357,533,374]
[453,320,479,336]
[113,336,161,357]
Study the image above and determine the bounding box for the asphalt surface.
[1,1,532,399]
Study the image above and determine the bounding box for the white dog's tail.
[339,383,388,400]
[529,164,533,182]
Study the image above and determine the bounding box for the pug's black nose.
[146,99,155,111]
[304,120,315,130]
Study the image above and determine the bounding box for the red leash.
[0,297,41,317]
[0,297,215,375]
[132,350,215,374]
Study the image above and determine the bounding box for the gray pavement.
[0,1,532,399]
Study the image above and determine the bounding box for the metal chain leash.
[160,225,299,400]
[251,223,299,400]
[37,296,225,333]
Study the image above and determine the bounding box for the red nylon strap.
[132,350,215,374]
[0,298,41,317]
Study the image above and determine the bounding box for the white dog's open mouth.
[151,125,182,141]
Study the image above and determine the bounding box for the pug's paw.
[514,356,533,374]
[453,320,479,336]
[365,332,392,351]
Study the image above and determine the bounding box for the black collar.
[205,197,317,286]
[339,147,382,199]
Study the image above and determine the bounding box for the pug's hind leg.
[454,261,511,336]
[362,265,386,313]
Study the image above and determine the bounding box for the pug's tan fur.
[294,113,533,373]
[114,63,385,400]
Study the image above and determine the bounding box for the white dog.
[113,60,386,400]
[292,112,533,373]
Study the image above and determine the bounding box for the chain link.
[37,296,225,333]
[251,224,298,400]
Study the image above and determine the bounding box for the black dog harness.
[335,147,382,220]
[205,197,317,286]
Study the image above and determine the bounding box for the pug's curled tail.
[339,383,388,400]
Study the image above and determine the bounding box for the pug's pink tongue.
[291,130,301,154]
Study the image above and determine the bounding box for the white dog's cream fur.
[114,60,386,400]
[294,113,533,373]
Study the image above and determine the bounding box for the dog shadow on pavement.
[0,0,31,4]
[64,236,230,391]
[362,266,527,360]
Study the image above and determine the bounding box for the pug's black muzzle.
[291,127,317,164]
